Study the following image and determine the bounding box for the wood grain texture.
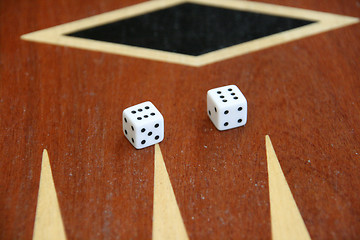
[0,0,360,239]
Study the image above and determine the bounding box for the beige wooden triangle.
[266,135,311,240]
[153,144,189,240]
[33,149,67,240]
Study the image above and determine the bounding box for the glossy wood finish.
[1,0,360,239]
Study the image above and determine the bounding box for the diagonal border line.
[21,0,359,67]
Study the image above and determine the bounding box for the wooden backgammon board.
[1,0,360,239]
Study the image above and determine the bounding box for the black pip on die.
[123,101,164,149]
[207,85,247,131]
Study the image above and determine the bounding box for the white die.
[122,101,164,149]
[207,85,247,131]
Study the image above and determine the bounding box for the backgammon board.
[1,0,360,239]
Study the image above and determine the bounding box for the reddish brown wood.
[1,0,360,239]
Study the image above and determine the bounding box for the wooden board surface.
[1,0,360,239]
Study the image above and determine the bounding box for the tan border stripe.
[21,0,358,66]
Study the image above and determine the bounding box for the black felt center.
[66,3,315,56]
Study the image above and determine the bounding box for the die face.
[123,101,164,149]
[207,85,246,106]
[207,85,247,131]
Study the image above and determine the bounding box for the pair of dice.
[123,85,247,149]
